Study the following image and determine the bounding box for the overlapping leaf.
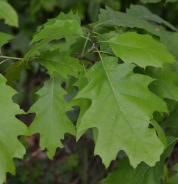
[0,74,28,183]
[97,6,162,36]
[160,31,178,60]
[126,5,176,31]
[29,74,76,158]
[101,137,175,184]
[161,106,178,127]
[75,56,168,168]
[146,65,178,100]
[24,11,83,60]
[0,0,18,27]
[108,32,175,68]
[37,50,82,78]
[0,31,14,48]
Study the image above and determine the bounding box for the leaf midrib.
[100,58,144,159]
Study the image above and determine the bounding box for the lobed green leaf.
[0,75,28,183]
[76,56,168,168]
[101,137,175,184]
[108,32,175,68]
[29,74,76,159]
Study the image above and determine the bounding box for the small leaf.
[76,56,167,168]
[0,74,28,183]
[0,31,14,48]
[0,1,18,27]
[29,74,76,159]
[37,50,82,78]
[108,32,175,68]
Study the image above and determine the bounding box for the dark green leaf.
[127,5,176,31]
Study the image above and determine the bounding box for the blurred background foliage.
[0,0,178,183]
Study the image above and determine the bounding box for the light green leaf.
[0,74,28,183]
[31,11,81,44]
[76,56,167,168]
[24,11,82,60]
[127,5,176,31]
[37,50,82,78]
[31,19,82,44]
[101,137,175,184]
[0,31,14,48]
[108,32,175,68]
[97,6,162,36]
[140,0,161,3]
[0,1,18,27]
[146,65,178,101]
[29,74,76,159]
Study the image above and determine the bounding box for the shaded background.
[0,0,178,183]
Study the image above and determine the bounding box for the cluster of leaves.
[1,0,178,183]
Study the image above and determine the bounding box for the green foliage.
[0,32,14,49]
[102,137,176,184]
[76,57,167,168]
[0,75,28,183]
[108,32,175,68]
[1,1,178,183]
[165,163,178,184]
[0,0,18,27]
[127,5,176,31]
[29,74,76,159]
[37,50,82,77]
